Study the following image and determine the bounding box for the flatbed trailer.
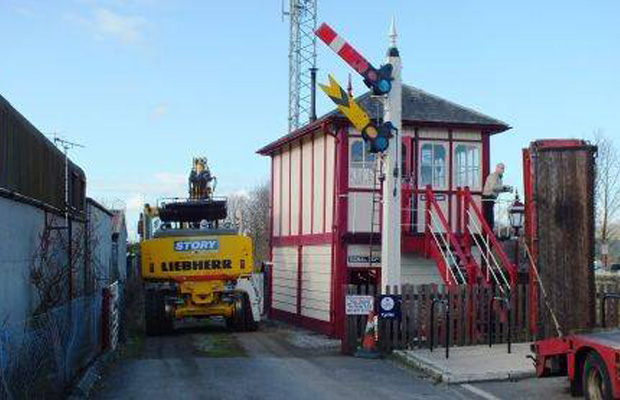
[534,329,620,399]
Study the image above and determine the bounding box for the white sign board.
[347,245,381,267]
[345,295,374,315]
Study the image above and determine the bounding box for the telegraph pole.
[53,136,84,227]
[381,19,402,289]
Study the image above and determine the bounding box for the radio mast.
[283,0,318,132]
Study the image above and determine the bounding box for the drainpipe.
[310,67,318,122]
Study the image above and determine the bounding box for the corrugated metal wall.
[0,95,85,212]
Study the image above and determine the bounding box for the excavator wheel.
[144,289,173,336]
[241,292,258,332]
[227,292,257,332]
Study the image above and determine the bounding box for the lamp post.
[508,193,525,237]
[508,193,525,271]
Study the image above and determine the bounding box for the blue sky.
[1,0,618,239]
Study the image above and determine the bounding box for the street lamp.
[508,192,525,237]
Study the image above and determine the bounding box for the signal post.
[381,20,402,289]
[316,20,403,291]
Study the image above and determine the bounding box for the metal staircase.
[424,187,473,286]
[423,186,517,290]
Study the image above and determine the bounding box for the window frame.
[452,141,482,190]
[418,141,449,190]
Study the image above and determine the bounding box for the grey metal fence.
[0,294,103,399]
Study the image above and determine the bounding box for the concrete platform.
[394,342,535,384]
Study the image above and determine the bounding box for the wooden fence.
[343,281,620,355]
[343,284,532,355]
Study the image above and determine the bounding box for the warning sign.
[345,295,374,315]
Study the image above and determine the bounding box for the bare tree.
[594,131,620,266]
[224,183,270,267]
[244,182,270,267]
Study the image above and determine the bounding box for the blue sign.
[378,295,401,319]
[173,239,218,252]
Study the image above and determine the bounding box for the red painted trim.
[297,245,303,315]
[172,274,239,282]
[346,187,379,193]
[323,134,328,233]
[482,134,490,183]
[288,144,292,236]
[257,117,335,155]
[333,126,349,338]
[330,131,339,327]
[299,140,304,236]
[269,307,334,337]
[269,156,274,260]
[531,139,588,149]
[523,147,538,334]
[272,233,333,247]
[448,130,453,228]
[311,133,315,234]
[413,128,419,232]
[279,151,284,236]
[415,136,484,143]
[402,120,510,134]
[402,235,426,254]
[266,258,273,314]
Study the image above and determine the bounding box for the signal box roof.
[257,84,511,155]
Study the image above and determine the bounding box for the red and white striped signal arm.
[315,23,380,84]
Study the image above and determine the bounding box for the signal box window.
[350,139,377,188]
[420,143,447,189]
[454,143,481,189]
[350,139,376,167]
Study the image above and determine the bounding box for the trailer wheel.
[145,290,173,336]
[583,351,612,400]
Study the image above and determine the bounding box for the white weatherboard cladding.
[401,127,415,137]
[452,129,481,141]
[417,192,449,233]
[281,150,290,236]
[302,138,313,235]
[290,143,301,235]
[312,133,325,233]
[418,128,449,139]
[300,245,332,321]
[401,254,443,285]
[347,192,376,233]
[325,135,335,232]
[272,247,298,314]
[272,154,281,237]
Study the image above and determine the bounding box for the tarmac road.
[93,320,574,400]
[93,320,472,400]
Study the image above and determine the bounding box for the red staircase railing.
[424,186,477,286]
[458,187,517,287]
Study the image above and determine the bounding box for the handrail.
[429,213,466,284]
[466,211,510,290]
[428,216,463,285]
[425,185,471,285]
[462,187,517,286]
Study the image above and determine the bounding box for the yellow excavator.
[138,157,261,335]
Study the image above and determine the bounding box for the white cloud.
[126,193,145,211]
[149,103,169,120]
[92,8,146,44]
[67,7,147,45]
